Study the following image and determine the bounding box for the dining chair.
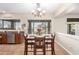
[51,34,55,55]
[34,36,45,55]
[24,34,55,55]
[24,35,28,55]
[24,34,35,55]
[44,34,55,55]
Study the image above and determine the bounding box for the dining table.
[24,34,55,55]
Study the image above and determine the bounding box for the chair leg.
[24,51,27,55]
[34,45,36,55]
[24,47,27,55]
[51,48,55,55]
[51,43,55,55]
[53,44,55,55]
[43,48,45,55]
[24,51,26,55]
[34,50,36,55]
[51,50,53,55]
[43,45,46,55]
[53,50,55,55]
[24,42,28,55]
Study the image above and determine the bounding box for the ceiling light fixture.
[32,3,46,17]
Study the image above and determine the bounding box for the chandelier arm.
[32,3,46,17]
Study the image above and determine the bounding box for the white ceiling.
[0,3,60,13]
[0,3,79,16]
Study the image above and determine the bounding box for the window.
[67,24,75,35]
[4,21,11,29]
[0,20,2,29]
[0,19,20,30]
[15,22,21,30]
[28,20,51,35]
[67,18,79,35]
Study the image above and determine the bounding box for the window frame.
[28,20,51,34]
[0,19,20,30]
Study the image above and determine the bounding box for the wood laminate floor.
[0,42,66,55]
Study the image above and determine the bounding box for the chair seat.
[45,42,51,44]
[27,42,35,45]
[36,45,44,48]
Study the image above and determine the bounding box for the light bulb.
[42,10,46,13]
[37,8,41,11]
[40,13,42,15]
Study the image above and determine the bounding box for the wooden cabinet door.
[15,32,22,43]
[0,34,2,43]
[2,33,7,44]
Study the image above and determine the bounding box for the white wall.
[1,13,79,34]
[0,13,54,33]
[53,14,79,34]
[53,16,67,33]
[55,32,79,55]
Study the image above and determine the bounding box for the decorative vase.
[37,28,42,35]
